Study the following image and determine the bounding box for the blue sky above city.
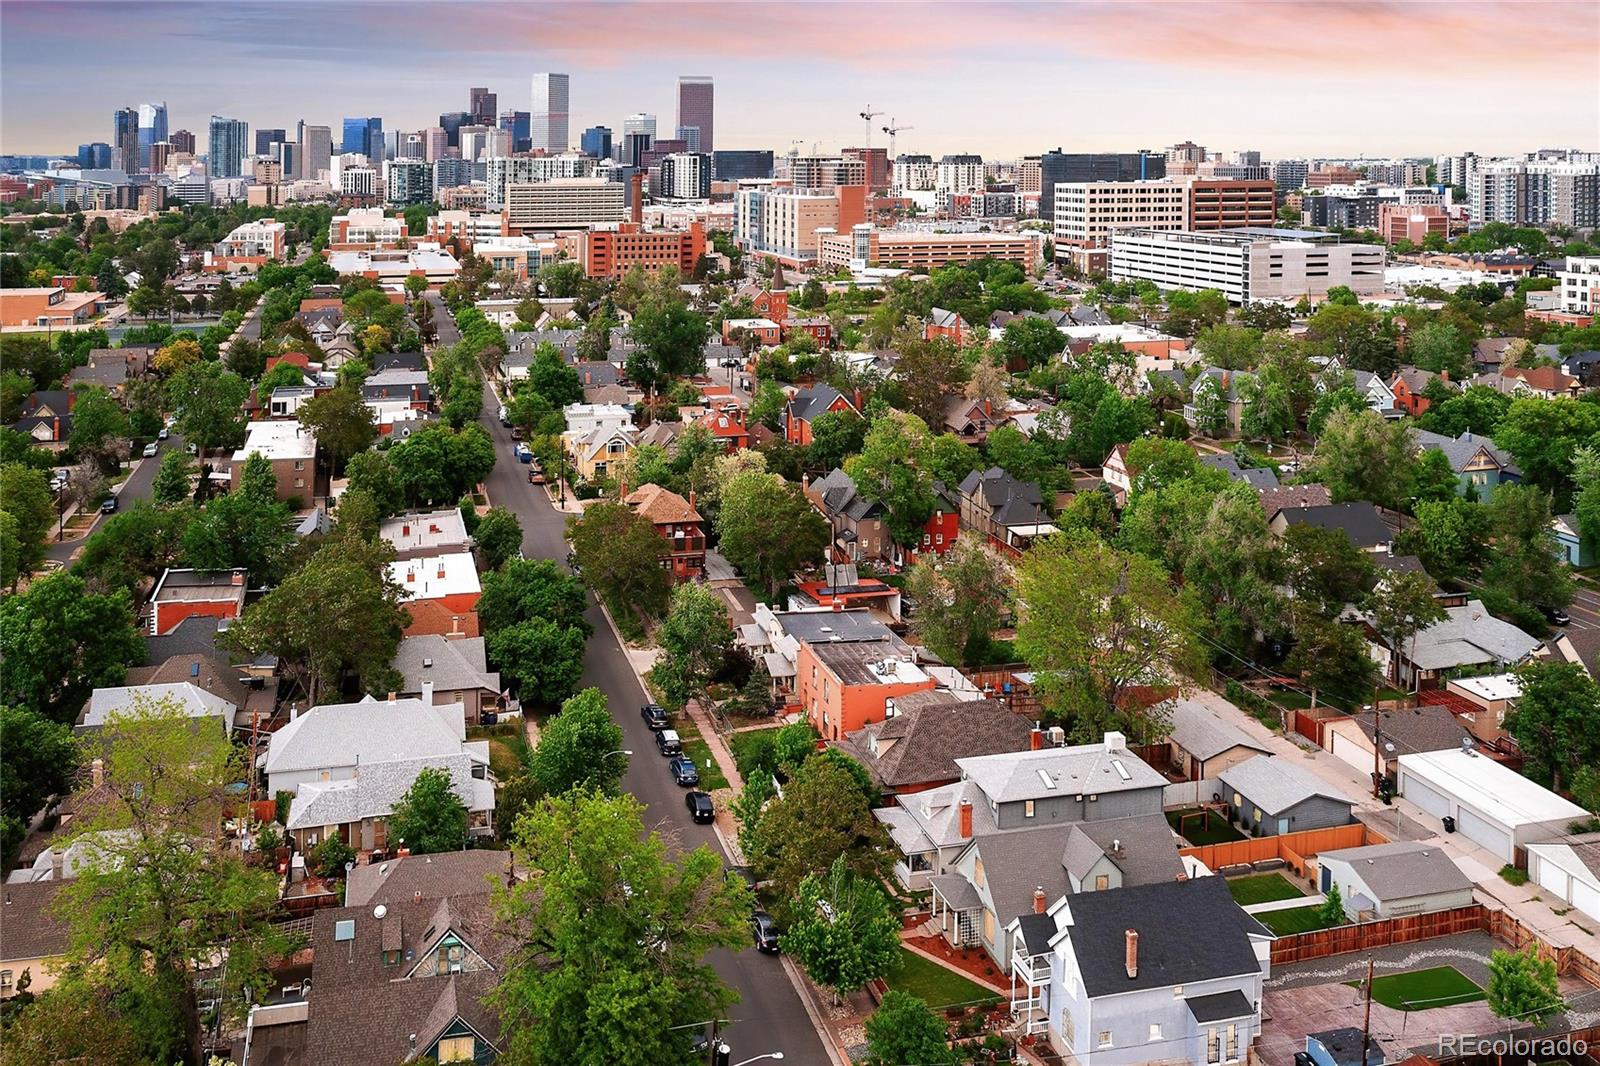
[3,0,1595,158]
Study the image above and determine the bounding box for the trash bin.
[1442,815,1456,833]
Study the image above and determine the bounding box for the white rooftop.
[1057,323,1177,343]
[1448,673,1523,702]
[1399,748,1587,828]
[723,317,781,330]
[388,551,481,601]
[232,419,317,462]
[264,695,468,775]
[379,509,469,555]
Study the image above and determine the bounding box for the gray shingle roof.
[1219,754,1352,815]
[1187,989,1255,1023]
[840,698,1034,788]
[285,753,492,830]
[393,636,500,696]
[78,682,234,731]
[1166,699,1270,763]
[0,879,68,961]
[1274,502,1392,550]
[958,741,1167,804]
[1401,598,1542,671]
[1317,841,1472,902]
[264,697,465,775]
[346,851,512,908]
[1062,815,1184,885]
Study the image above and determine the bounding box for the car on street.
[510,426,524,440]
[528,465,546,485]
[751,911,780,954]
[685,790,714,822]
[655,728,683,756]
[186,442,198,455]
[668,756,700,787]
[142,442,159,458]
[640,704,669,730]
[1548,607,1572,627]
[99,495,118,514]
[158,427,169,440]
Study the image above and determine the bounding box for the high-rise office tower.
[530,72,570,152]
[148,142,173,173]
[439,111,472,148]
[274,141,300,179]
[255,129,287,157]
[137,101,168,172]
[1036,149,1166,220]
[470,87,497,125]
[500,110,531,153]
[421,127,449,162]
[170,129,196,155]
[624,132,653,168]
[113,108,139,173]
[581,126,613,159]
[78,143,112,169]
[676,76,713,154]
[301,125,332,179]
[341,117,383,160]
[623,113,657,139]
[208,116,249,178]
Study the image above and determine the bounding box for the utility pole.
[1360,955,1375,1066]
[1371,696,1383,800]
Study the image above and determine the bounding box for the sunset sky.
[3,1,1595,159]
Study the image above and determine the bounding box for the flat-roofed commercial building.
[1110,227,1385,305]
[816,223,1038,272]
[734,184,867,267]
[504,179,627,231]
[1184,179,1277,231]
[581,221,707,278]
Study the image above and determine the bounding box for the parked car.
[158,427,170,440]
[510,426,524,441]
[751,911,780,954]
[514,443,532,464]
[142,442,159,458]
[498,405,510,427]
[640,704,669,731]
[528,466,546,485]
[668,756,700,787]
[99,495,118,514]
[655,729,683,757]
[1548,607,1572,627]
[685,790,714,822]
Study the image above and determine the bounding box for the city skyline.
[2,0,1595,160]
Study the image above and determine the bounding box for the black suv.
[685,790,714,823]
[655,729,683,756]
[669,756,700,787]
[640,704,669,731]
[751,911,780,954]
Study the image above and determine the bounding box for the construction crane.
[881,119,913,161]
[858,104,884,150]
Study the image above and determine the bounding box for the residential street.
[46,431,185,562]
[475,380,833,1065]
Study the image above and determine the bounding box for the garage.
[1329,729,1370,774]
[1457,808,1512,861]
[1527,843,1600,924]
[1396,749,1587,866]
[1402,775,1450,820]
[1534,853,1569,896]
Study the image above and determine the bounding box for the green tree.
[749,378,788,429]
[1366,572,1448,691]
[1015,531,1207,741]
[0,572,141,723]
[389,423,496,506]
[525,342,583,405]
[489,617,587,706]
[150,448,193,506]
[0,984,146,1066]
[477,558,591,638]
[528,687,627,796]
[628,280,709,390]
[167,360,249,452]
[906,540,1011,666]
[66,385,130,472]
[1394,498,1489,580]
[1417,384,1510,438]
[651,583,735,711]
[344,448,406,516]
[927,432,979,488]
[1311,407,1416,509]
[865,990,958,1066]
[893,332,967,427]
[296,384,376,474]
[223,536,406,705]
[182,489,295,583]
[1284,611,1381,709]
[1486,946,1563,1029]
[491,790,749,1066]
[0,462,54,574]
[845,410,938,546]
[1317,882,1346,926]
[473,506,523,570]
[783,856,902,1003]
[1304,301,1396,376]
[717,471,830,597]
[998,317,1066,370]
[55,696,296,1065]
[1282,523,1376,617]
[744,752,889,910]
[73,501,192,596]
[1407,320,1472,379]
[567,500,671,620]
[807,409,867,472]
[1505,660,1600,792]
[1408,447,1462,506]
[388,766,469,855]
[1493,397,1600,499]
[0,704,76,850]
[1196,323,1262,370]
[257,360,309,394]
[1482,483,1572,618]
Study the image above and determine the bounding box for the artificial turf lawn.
[1167,808,1247,845]
[1226,872,1305,905]
[1257,904,1340,936]
[1348,966,1485,1011]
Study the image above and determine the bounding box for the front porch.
[927,875,984,950]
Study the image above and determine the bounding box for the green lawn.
[1257,905,1340,936]
[1226,873,1304,905]
[885,947,1001,1010]
[1167,809,1246,845]
[1348,966,1485,1011]
[673,720,730,791]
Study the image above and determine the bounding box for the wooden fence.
[1269,904,1488,965]
[1180,822,1377,878]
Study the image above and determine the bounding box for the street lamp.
[603,749,633,759]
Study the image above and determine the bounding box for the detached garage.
[1526,837,1600,925]
[1396,748,1587,865]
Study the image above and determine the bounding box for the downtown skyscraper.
[676,76,714,153]
[137,101,168,172]
[112,107,139,173]
[530,72,570,153]
[208,115,249,178]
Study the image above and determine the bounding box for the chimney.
[231,571,245,586]
[688,489,696,511]
[413,890,422,903]
[959,799,973,839]
[90,757,104,787]
[397,845,410,858]
[1033,886,1046,914]
[421,680,434,705]
[51,849,64,880]
[1030,727,1044,751]
[388,691,397,702]
[289,704,300,723]
[1124,929,1139,979]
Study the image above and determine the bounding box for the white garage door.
[1534,854,1570,897]
[1575,878,1600,923]
[1403,775,1450,819]
[1330,730,1370,773]
[1458,808,1512,861]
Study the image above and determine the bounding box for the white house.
[1396,747,1587,863]
[1526,835,1600,925]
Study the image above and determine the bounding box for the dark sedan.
[668,756,700,787]
[751,911,780,954]
[685,790,714,823]
[640,703,669,731]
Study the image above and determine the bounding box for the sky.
[3,1,1596,160]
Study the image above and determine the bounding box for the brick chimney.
[1033,886,1046,914]
[1124,929,1139,979]
[1030,727,1043,751]
[231,570,245,585]
[959,798,973,839]
[90,757,104,787]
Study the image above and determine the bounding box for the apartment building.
[734,184,867,266]
[1307,164,1365,187]
[1184,179,1276,230]
[1272,159,1309,192]
[893,154,937,193]
[484,153,594,208]
[658,152,711,200]
[1471,160,1599,227]
[329,207,406,249]
[815,223,1038,272]
[230,420,318,502]
[1367,161,1428,186]
[1378,203,1449,246]
[580,221,706,278]
[1051,180,1188,272]
[504,179,627,230]
[1561,256,1600,315]
[212,218,286,271]
[936,154,985,202]
[1110,227,1385,304]
[1037,150,1166,221]
[790,155,867,188]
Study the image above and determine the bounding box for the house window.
[1207,1028,1221,1064]
[294,478,305,489]
[0,971,11,992]
[293,460,305,470]
[981,908,995,942]
[1149,1023,1163,1042]
[1098,1031,1112,1049]
[1060,1010,1074,1049]
[973,857,985,887]
[435,1035,475,1063]
[1173,985,1183,998]
[1094,874,1110,891]
[1024,800,1035,819]
[1226,1023,1239,1061]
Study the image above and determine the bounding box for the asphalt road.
[47,431,185,562]
[474,379,830,1065]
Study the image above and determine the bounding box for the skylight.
[1112,760,1132,781]
[1037,769,1056,790]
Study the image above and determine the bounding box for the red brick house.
[625,484,706,581]
[148,568,249,635]
[1389,367,1445,417]
[784,384,858,445]
[783,316,832,348]
[694,403,752,453]
[924,307,973,346]
[737,284,789,321]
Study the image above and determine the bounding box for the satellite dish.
[374,904,388,919]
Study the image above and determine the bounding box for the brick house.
[784,383,858,445]
[148,568,249,635]
[1389,366,1445,416]
[624,484,706,581]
